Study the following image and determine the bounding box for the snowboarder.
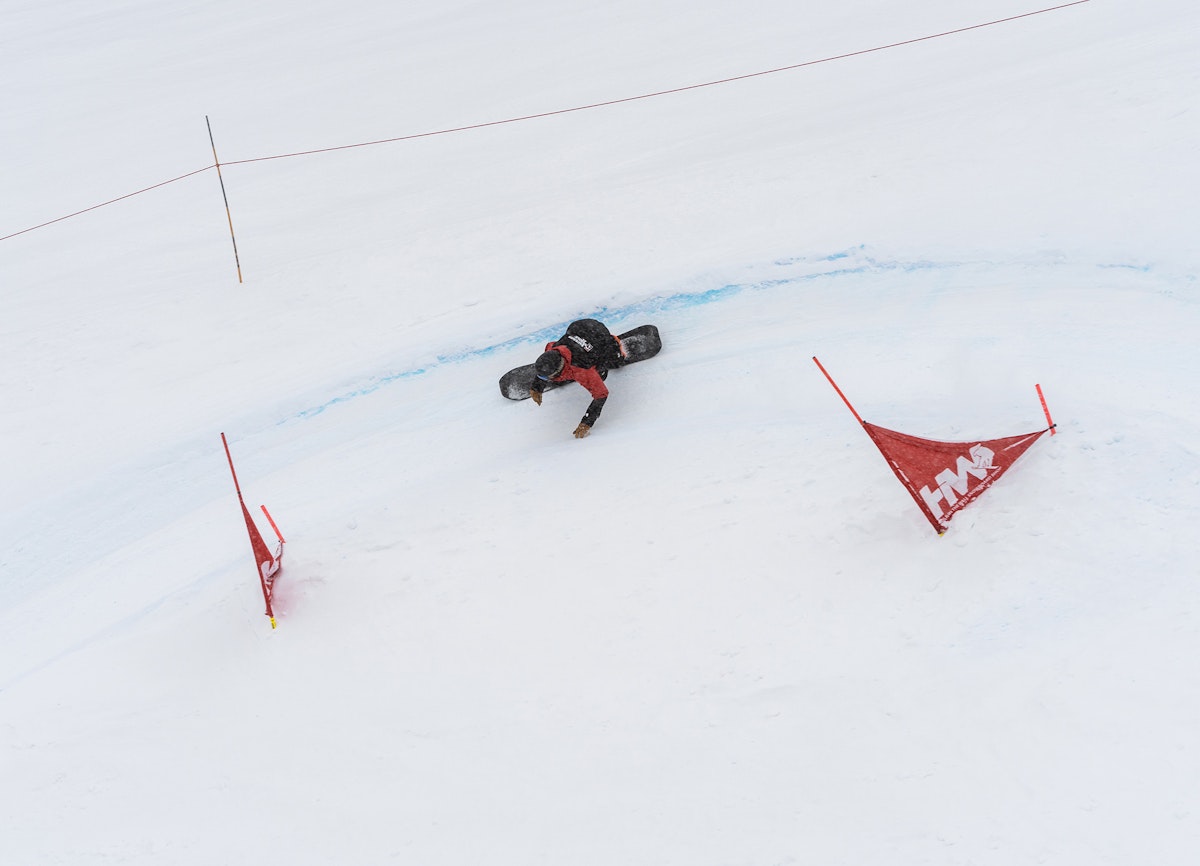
[530,318,626,438]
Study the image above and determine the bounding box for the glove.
[573,422,591,439]
[530,389,542,406]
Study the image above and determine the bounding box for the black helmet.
[534,350,565,380]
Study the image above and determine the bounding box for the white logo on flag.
[919,444,996,519]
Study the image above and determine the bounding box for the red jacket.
[543,344,609,401]
[538,343,613,428]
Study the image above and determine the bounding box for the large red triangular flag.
[862,423,1049,533]
[814,358,1056,534]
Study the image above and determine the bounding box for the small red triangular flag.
[221,433,284,627]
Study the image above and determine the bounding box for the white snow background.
[3,0,1199,862]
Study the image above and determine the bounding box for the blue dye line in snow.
[282,249,1137,423]
[283,250,940,422]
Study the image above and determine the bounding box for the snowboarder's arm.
[580,395,606,428]
[573,368,610,432]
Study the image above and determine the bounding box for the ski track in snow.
[2,244,1191,693]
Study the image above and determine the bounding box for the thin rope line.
[224,1,1091,166]
[1,1,1090,242]
[1,165,214,242]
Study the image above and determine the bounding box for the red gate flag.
[221,433,285,628]
[813,358,1056,534]
[863,423,1049,533]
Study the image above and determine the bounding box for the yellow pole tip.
[270,617,277,629]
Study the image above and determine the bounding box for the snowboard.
[499,324,662,400]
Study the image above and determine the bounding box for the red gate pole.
[1036,384,1057,435]
[221,431,243,496]
[812,357,865,426]
[261,504,286,544]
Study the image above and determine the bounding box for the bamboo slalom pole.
[206,116,243,283]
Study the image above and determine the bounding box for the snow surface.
[3,0,1199,862]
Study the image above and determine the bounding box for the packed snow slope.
[2,0,1199,863]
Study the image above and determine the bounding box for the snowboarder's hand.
[531,389,542,406]
[573,422,591,439]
